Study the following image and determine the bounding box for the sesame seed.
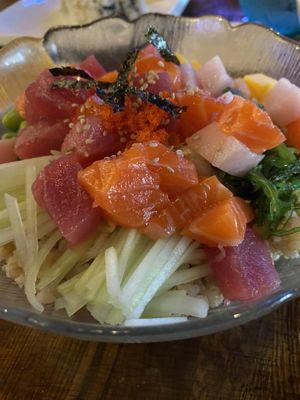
[117,150,122,156]
[139,78,144,85]
[166,166,175,173]
[68,123,74,128]
[202,183,211,190]
[80,105,85,113]
[172,93,176,99]
[84,124,91,130]
[80,119,85,125]
[71,103,78,108]
[130,134,136,140]
[120,137,127,143]
[152,157,160,164]
[141,83,149,90]
[85,138,94,144]
[158,61,165,68]
[63,118,70,123]
[149,142,158,147]
[159,91,164,97]
[103,131,107,137]
[176,149,184,156]
[132,102,139,108]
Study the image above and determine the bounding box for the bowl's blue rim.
[1,14,300,342]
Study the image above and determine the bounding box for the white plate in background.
[0,0,190,45]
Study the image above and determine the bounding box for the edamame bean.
[2,108,24,132]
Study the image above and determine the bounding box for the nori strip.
[145,26,180,65]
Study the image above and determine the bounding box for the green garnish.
[222,87,245,98]
[218,143,300,238]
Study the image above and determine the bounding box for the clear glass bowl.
[0,14,299,342]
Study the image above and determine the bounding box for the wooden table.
[0,1,299,399]
[1,299,299,399]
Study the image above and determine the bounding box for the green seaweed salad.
[218,143,300,238]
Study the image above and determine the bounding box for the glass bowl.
[0,14,299,342]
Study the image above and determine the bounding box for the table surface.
[0,1,299,399]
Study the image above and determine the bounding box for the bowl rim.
[1,13,300,342]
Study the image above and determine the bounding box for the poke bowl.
[0,14,299,343]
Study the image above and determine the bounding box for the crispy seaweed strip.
[52,80,97,90]
[49,28,185,116]
[127,87,185,117]
[145,26,180,65]
[50,67,94,80]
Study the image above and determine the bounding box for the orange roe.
[79,95,173,146]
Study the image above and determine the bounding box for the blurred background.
[0,0,299,45]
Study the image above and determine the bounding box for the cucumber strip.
[37,237,94,290]
[183,249,206,265]
[105,247,121,306]
[124,317,188,327]
[54,297,65,311]
[63,291,87,317]
[0,201,26,229]
[0,156,52,192]
[144,290,209,318]
[121,237,173,300]
[57,270,86,294]
[0,213,56,246]
[156,264,212,295]
[104,307,124,325]
[0,188,25,206]
[121,236,193,319]
[87,302,113,324]
[24,166,40,310]
[118,229,139,280]
[25,230,62,312]
[4,194,27,269]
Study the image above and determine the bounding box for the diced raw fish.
[131,71,173,95]
[203,228,281,301]
[15,119,69,159]
[24,70,93,123]
[0,138,18,164]
[141,176,234,240]
[175,91,225,139]
[79,55,106,79]
[62,115,123,166]
[286,118,300,150]
[217,96,285,153]
[123,142,199,194]
[197,56,233,96]
[78,156,169,228]
[186,122,264,177]
[180,62,198,90]
[231,78,251,98]
[182,197,251,247]
[32,155,102,246]
[264,78,300,126]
